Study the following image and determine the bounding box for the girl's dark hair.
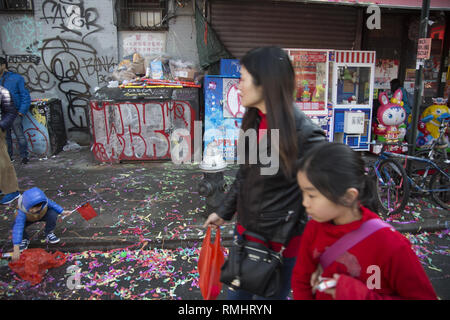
[296,142,378,212]
[240,46,298,177]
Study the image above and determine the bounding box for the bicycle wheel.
[429,167,450,210]
[375,159,410,215]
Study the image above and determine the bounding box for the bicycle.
[413,112,449,161]
[371,112,449,215]
[372,142,448,216]
[371,145,411,215]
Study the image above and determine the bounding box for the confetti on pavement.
[405,229,450,273]
[0,152,447,299]
[0,242,203,300]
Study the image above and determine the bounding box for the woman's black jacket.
[216,107,327,244]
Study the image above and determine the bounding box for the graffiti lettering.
[2,16,43,55]
[7,55,41,65]
[67,4,82,30]
[97,74,111,86]
[8,64,56,94]
[122,88,173,99]
[40,36,94,130]
[90,101,194,161]
[11,110,50,157]
[41,0,103,41]
[81,56,117,84]
[40,36,116,131]
[2,1,117,139]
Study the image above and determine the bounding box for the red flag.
[76,202,98,221]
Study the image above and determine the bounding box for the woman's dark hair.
[296,142,378,212]
[240,46,298,177]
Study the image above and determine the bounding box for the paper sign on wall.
[417,38,431,60]
[375,59,399,89]
[122,32,166,57]
[344,111,365,134]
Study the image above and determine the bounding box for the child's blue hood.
[17,187,48,213]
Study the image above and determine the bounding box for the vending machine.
[203,73,243,161]
[286,49,376,151]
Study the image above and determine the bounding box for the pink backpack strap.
[319,219,393,270]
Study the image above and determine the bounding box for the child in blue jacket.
[11,187,70,261]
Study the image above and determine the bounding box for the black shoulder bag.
[220,230,284,298]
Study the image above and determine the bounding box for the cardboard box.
[174,68,196,81]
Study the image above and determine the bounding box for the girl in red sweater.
[292,142,437,300]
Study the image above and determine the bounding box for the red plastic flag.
[76,202,98,221]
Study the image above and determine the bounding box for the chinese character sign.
[122,32,166,57]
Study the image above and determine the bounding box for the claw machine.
[329,50,376,151]
[286,49,375,151]
[204,51,376,158]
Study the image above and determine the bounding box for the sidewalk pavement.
[0,148,448,254]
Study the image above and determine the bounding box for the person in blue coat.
[11,187,71,261]
[0,84,20,205]
[0,57,31,164]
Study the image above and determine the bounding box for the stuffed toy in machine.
[301,80,311,102]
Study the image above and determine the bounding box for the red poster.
[288,50,328,110]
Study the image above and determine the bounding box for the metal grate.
[210,0,359,58]
[0,0,33,11]
[117,0,168,31]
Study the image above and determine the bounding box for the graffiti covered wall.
[90,100,195,162]
[0,0,118,144]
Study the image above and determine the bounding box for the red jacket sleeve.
[335,238,437,300]
[291,223,317,300]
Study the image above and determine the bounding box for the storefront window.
[336,66,371,106]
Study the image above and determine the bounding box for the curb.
[389,220,449,234]
[1,220,447,253]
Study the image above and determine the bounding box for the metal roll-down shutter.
[210,0,360,58]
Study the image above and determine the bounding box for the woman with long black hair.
[203,46,326,299]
